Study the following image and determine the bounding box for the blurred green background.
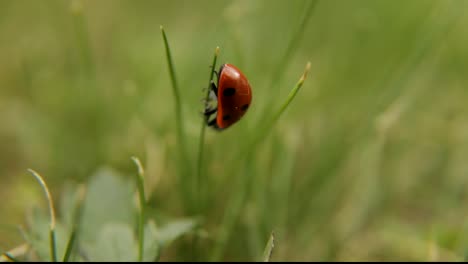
[1,0,468,261]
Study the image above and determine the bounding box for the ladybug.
[204,63,252,130]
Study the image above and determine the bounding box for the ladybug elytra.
[204,63,252,130]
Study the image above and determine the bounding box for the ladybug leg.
[203,88,218,114]
[203,107,217,117]
[210,80,218,95]
[207,117,218,127]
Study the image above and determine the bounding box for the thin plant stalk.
[28,169,57,262]
[132,157,146,262]
[196,46,220,212]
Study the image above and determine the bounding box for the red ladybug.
[204,63,252,130]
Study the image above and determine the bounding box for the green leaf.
[79,167,135,242]
[156,219,198,248]
[143,220,160,262]
[83,223,137,262]
[59,183,79,229]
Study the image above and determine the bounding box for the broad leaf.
[83,223,137,262]
[156,219,198,248]
[79,167,135,242]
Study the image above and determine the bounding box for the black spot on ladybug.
[223,114,231,120]
[223,88,236,97]
[241,104,249,111]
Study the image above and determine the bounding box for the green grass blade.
[62,228,77,262]
[132,157,146,262]
[160,25,191,210]
[28,169,57,262]
[196,46,220,212]
[62,185,86,262]
[252,62,311,147]
[262,232,275,262]
[160,25,187,158]
[49,230,57,262]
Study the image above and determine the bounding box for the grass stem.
[196,46,220,213]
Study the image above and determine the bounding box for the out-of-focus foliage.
[1,0,468,261]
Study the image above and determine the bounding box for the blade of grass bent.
[28,169,57,262]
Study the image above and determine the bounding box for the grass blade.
[132,157,146,262]
[160,25,191,211]
[262,232,275,262]
[160,25,188,157]
[28,169,57,262]
[252,62,311,147]
[62,185,86,262]
[161,26,183,132]
[196,46,220,212]
[62,229,77,262]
